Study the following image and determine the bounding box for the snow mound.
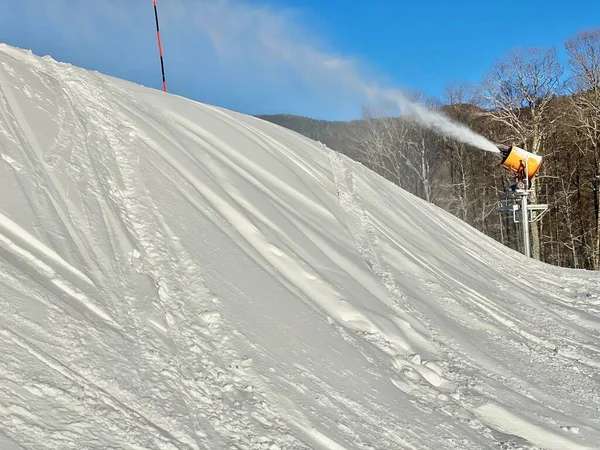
[1,44,599,450]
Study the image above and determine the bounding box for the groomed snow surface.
[0,44,599,450]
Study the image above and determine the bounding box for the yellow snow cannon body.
[497,145,542,181]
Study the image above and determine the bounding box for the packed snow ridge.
[0,44,599,450]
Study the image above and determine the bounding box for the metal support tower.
[498,183,547,259]
[517,189,530,258]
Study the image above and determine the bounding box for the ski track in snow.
[0,44,599,450]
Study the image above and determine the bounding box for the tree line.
[260,28,600,270]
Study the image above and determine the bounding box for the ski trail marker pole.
[153,0,167,92]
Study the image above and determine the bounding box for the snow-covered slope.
[0,44,599,450]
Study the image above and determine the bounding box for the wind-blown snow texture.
[0,44,599,450]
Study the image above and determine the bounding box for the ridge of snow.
[0,44,599,449]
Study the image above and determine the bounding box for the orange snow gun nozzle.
[498,145,542,181]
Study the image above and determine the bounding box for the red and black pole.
[153,0,167,92]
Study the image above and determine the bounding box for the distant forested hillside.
[256,114,356,151]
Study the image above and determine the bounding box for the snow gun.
[495,144,542,182]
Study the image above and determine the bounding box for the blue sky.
[1,0,599,120]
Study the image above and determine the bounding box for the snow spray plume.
[183,0,499,154]
[37,0,497,153]
[371,88,500,154]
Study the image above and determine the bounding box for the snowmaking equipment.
[498,145,543,182]
[496,145,548,259]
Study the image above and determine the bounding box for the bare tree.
[350,103,443,203]
[565,29,600,269]
[442,81,482,221]
[480,47,563,260]
[350,107,413,189]
[407,93,444,203]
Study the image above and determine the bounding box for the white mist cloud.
[161,0,499,152]
[160,0,374,107]
[9,0,498,152]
